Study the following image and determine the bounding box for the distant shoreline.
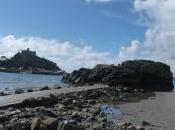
[0,68,63,76]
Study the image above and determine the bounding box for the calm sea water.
[0,72,62,92]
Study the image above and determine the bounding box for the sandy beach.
[118,92,175,130]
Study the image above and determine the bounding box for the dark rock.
[55,85,62,89]
[15,89,24,94]
[40,86,50,91]
[58,122,86,130]
[27,89,34,92]
[141,121,150,126]
[61,72,70,83]
[71,112,82,121]
[62,60,174,91]
[63,68,92,84]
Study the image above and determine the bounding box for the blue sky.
[0,0,146,53]
[0,0,175,72]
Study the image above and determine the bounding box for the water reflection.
[100,104,122,123]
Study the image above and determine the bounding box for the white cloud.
[0,35,113,72]
[118,0,175,73]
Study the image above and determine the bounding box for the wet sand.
[118,92,175,130]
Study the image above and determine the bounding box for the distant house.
[21,48,36,56]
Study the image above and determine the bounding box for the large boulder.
[31,118,86,130]
[62,68,92,84]
[31,117,58,130]
[39,86,50,91]
[62,60,174,91]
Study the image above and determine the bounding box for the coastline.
[0,84,155,130]
[0,68,63,76]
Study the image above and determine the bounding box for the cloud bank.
[0,35,113,72]
[118,0,175,72]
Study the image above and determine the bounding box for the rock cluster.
[39,86,50,91]
[62,60,174,91]
[0,87,149,130]
[13,86,52,95]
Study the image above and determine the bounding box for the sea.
[0,72,62,92]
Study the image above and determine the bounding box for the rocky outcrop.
[62,60,174,91]
[31,117,59,130]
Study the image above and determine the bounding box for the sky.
[0,0,175,72]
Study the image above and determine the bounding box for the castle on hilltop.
[21,48,36,56]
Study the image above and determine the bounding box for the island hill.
[0,48,62,75]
